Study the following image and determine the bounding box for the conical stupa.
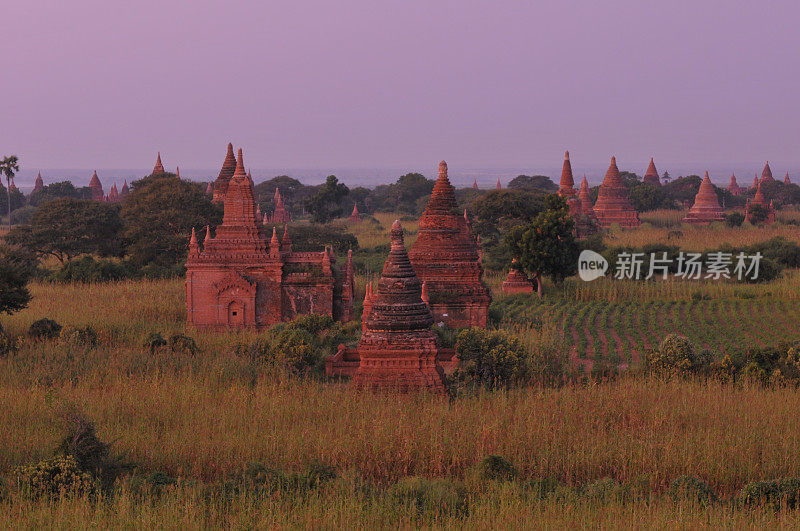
[683,171,724,224]
[408,160,491,328]
[761,161,774,182]
[642,158,660,186]
[348,203,361,223]
[592,157,640,227]
[33,172,44,194]
[558,151,577,197]
[89,171,104,201]
[153,152,165,175]
[212,143,237,203]
[727,173,742,196]
[579,175,597,221]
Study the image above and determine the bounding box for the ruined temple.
[642,157,660,186]
[348,203,361,223]
[185,148,354,330]
[408,161,491,328]
[727,173,742,196]
[593,157,640,228]
[760,161,774,183]
[89,171,104,201]
[326,220,449,393]
[33,172,44,194]
[152,153,165,175]
[268,188,292,223]
[683,171,724,224]
[212,143,237,203]
[745,181,776,224]
[501,259,534,294]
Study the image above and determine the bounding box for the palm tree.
[1,155,19,231]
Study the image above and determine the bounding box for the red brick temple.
[107,183,119,202]
[212,143,236,203]
[751,175,758,189]
[593,156,640,228]
[745,181,776,224]
[683,171,724,224]
[89,171,104,201]
[785,172,791,185]
[760,161,774,183]
[267,188,292,223]
[185,148,354,330]
[152,153,165,175]
[33,172,43,194]
[727,173,742,196]
[472,179,478,190]
[579,176,597,222]
[326,220,449,393]
[501,259,534,294]
[408,161,491,328]
[348,203,361,223]
[120,180,129,200]
[642,157,660,186]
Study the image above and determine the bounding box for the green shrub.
[525,477,566,500]
[169,333,198,355]
[724,211,745,227]
[644,335,711,376]
[127,471,178,498]
[57,410,127,491]
[667,475,716,506]
[477,455,517,482]
[49,256,133,283]
[28,318,62,340]
[452,328,528,391]
[143,332,168,354]
[59,325,98,348]
[584,477,628,504]
[738,478,800,510]
[13,455,95,500]
[389,476,468,515]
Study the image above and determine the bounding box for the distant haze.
[3,1,799,188]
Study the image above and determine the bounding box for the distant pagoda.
[683,171,724,224]
[785,172,791,185]
[89,171,104,201]
[108,183,119,202]
[33,172,44,194]
[152,152,165,175]
[212,143,237,203]
[557,150,577,197]
[501,259,534,294]
[348,203,361,223]
[408,160,491,328]
[727,173,742,196]
[642,157,660,186]
[745,181,776,224]
[578,175,597,222]
[760,161,774,183]
[268,187,292,223]
[592,156,640,228]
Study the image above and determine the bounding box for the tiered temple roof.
[120,180,129,199]
[268,188,292,223]
[760,161,774,183]
[592,157,640,227]
[89,171,104,201]
[501,259,534,294]
[683,171,724,224]
[330,220,447,393]
[185,148,353,329]
[348,203,361,223]
[558,151,577,197]
[408,161,491,328]
[642,158,660,186]
[727,173,742,196]
[33,172,44,194]
[745,180,776,224]
[579,176,597,221]
[212,143,237,203]
[108,183,119,202]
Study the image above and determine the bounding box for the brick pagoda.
[683,171,724,224]
[348,203,361,223]
[501,259,534,294]
[785,172,791,185]
[760,161,774,183]
[212,143,237,203]
[593,156,640,228]
[579,175,597,222]
[152,153,165,175]
[33,172,44,194]
[408,160,491,328]
[745,181,776,224]
[642,157,660,186]
[185,148,354,330]
[89,171,104,201]
[326,220,448,393]
[268,188,292,223]
[727,173,742,196]
[107,183,119,202]
[120,180,129,200]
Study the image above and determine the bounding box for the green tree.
[121,173,221,269]
[6,198,123,264]
[0,245,36,315]
[505,195,579,296]
[507,174,558,192]
[371,173,435,214]
[305,175,349,223]
[746,203,769,224]
[0,155,21,230]
[29,181,92,207]
[452,328,529,390]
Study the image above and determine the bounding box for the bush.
[389,476,468,516]
[584,477,628,504]
[13,455,95,500]
[724,211,745,227]
[143,332,167,354]
[28,318,62,340]
[127,471,178,498]
[738,478,800,510]
[49,256,133,283]
[477,455,517,481]
[644,335,712,376]
[667,475,716,506]
[169,333,199,355]
[0,324,15,357]
[59,325,99,348]
[57,410,127,491]
[235,461,337,494]
[452,328,529,391]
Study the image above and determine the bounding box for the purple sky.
[3,0,799,184]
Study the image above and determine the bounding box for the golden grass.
[605,223,800,250]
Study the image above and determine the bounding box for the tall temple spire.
[642,157,660,186]
[472,179,478,190]
[593,156,640,227]
[579,175,596,220]
[89,170,104,201]
[212,143,237,203]
[785,172,791,185]
[153,152,165,175]
[423,160,458,214]
[761,161,773,182]
[496,178,502,190]
[33,171,44,193]
[558,150,576,196]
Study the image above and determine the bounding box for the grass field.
[2,220,800,526]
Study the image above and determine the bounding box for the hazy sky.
[3,0,799,178]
